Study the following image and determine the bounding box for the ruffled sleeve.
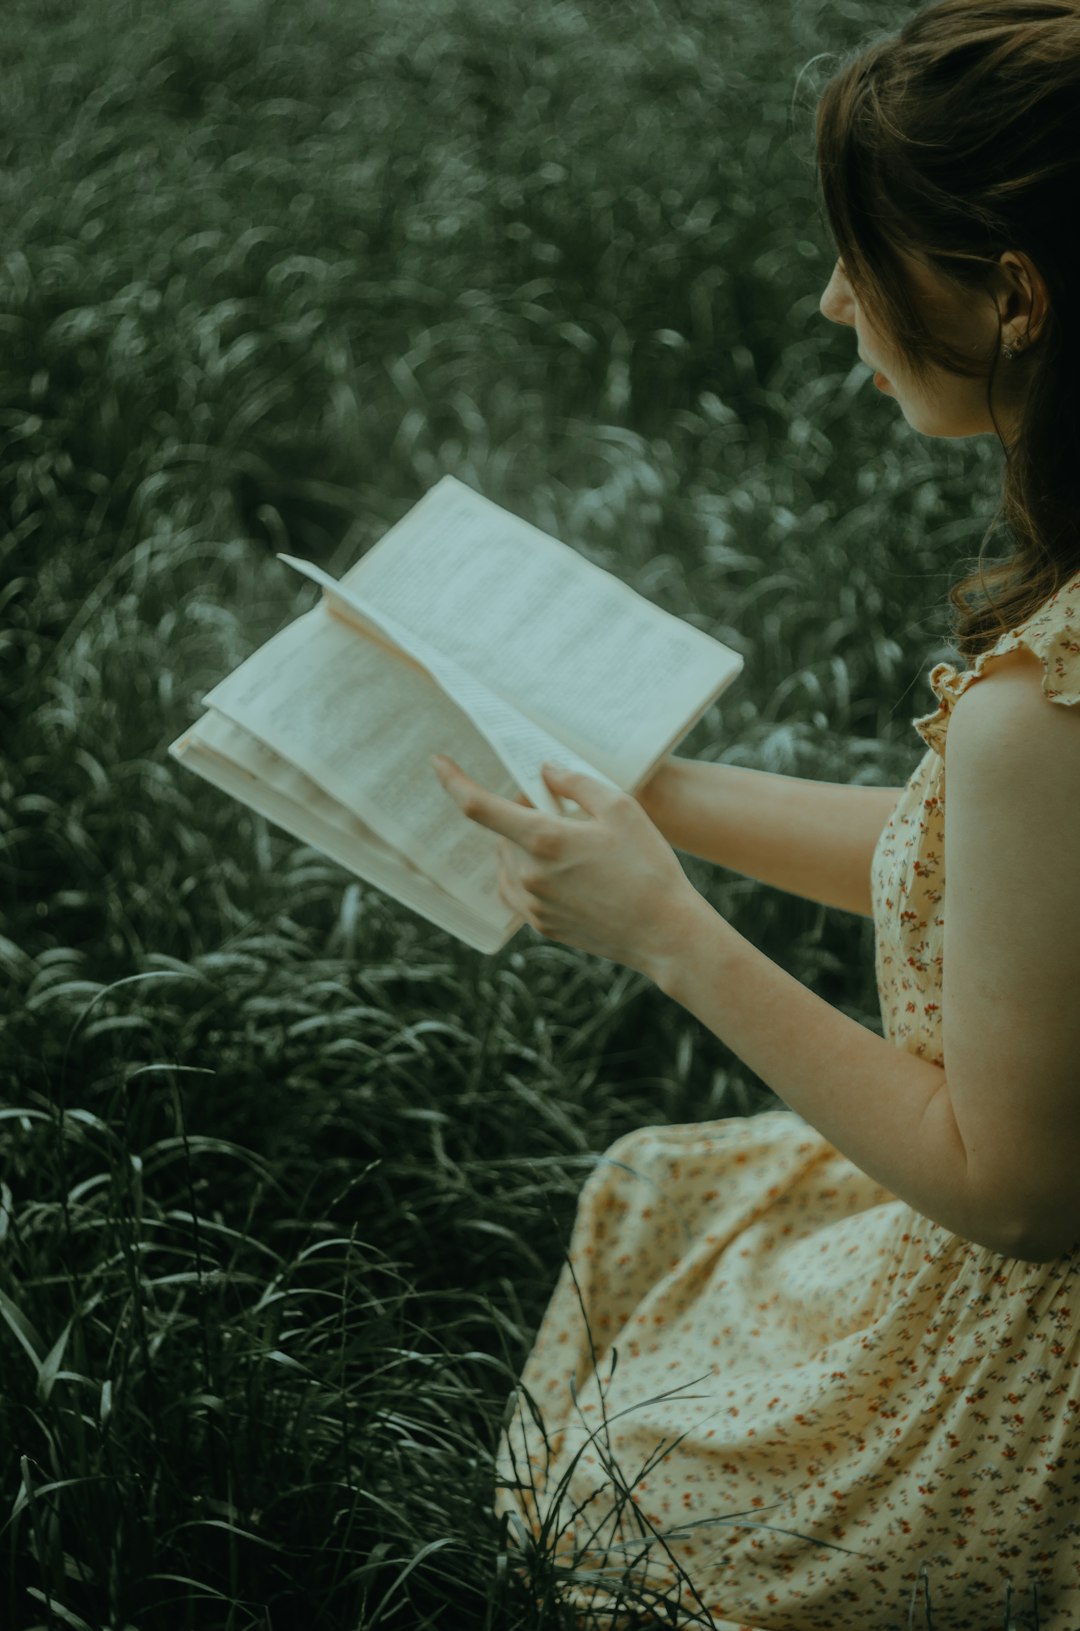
[913,568,1080,755]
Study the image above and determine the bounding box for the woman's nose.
[820,259,855,327]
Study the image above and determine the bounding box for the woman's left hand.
[431,755,703,980]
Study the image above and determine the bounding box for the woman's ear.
[996,249,1050,347]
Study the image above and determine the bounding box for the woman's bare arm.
[635,756,903,919]
[643,650,1080,1262]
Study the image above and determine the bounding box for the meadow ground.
[0,0,1022,1625]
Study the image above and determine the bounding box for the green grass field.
[0,0,1022,1625]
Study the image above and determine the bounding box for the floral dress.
[494,572,1080,1630]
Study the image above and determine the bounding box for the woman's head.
[813,0,1080,656]
[818,246,1047,442]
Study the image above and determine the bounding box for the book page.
[277,555,621,819]
[198,606,527,915]
[169,714,519,954]
[339,476,743,788]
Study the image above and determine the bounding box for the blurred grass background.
[0,0,1009,1625]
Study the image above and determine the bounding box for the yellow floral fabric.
[495,572,1080,1629]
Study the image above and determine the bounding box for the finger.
[432,755,543,845]
[541,761,622,818]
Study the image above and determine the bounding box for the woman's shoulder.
[946,640,1078,767]
[940,627,1080,1266]
[913,568,1080,755]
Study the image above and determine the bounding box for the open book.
[167,475,743,953]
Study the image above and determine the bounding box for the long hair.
[815,0,1080,660]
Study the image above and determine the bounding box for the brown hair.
[814,0,1080,660]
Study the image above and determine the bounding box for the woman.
[432,0,1080,1623]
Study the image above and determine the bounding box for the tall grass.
[0,0,1030,1624]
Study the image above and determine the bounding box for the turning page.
[277,553,621,819]
[338,475,742,790]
